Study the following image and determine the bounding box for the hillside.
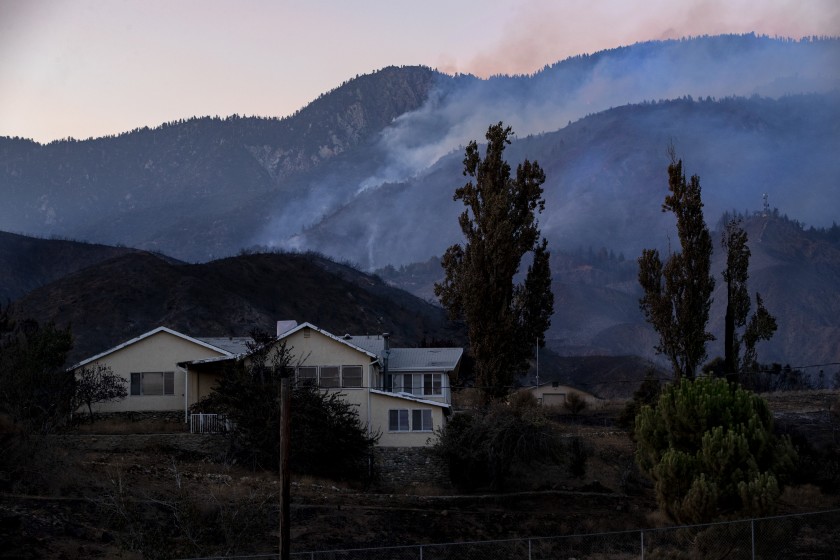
[0,231,149,303]
[381,215,840,374]
[8,251,464,364]
[1,36,837,263]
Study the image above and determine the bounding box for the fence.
[180,509,840,559]
[189,413,227,434]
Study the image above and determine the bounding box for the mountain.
[1,35,837,264]
[0,231,151,303]
[8,251,464,365]
[380,214,840,375]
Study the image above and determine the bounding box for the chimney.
[382,333,390,373]
[276,320,298,337]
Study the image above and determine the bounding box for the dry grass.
[73,416,187,434]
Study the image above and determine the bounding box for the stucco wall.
[76,331,227,414]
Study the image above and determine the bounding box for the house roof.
[388,347,463,372]
[369,389,451,408]
[278,322,379,360]
[195,337,253,355]
[70,326,239,370]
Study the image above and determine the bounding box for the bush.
[635,377,797,523]
[618,370,662,431]
[193,335,378,481]
[434,404,567,491]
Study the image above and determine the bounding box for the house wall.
[370,392,446,447]
[77,331,226,413]
[528,384,602,406]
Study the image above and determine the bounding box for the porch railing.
[190,413,227,434]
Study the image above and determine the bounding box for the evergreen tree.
[635,377,797,523]
[638,151,715,381]
[435,122,554,400]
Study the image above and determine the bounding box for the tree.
[638,150,715,381]
[72,364,128,418]
[721,219,777,381]
[0,310,74,434]
[195,331,378,479]
[434,122,554,400]
[635,377,797,523]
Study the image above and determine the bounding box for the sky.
[1,0,839,143]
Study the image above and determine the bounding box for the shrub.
[194,336,378,481]
[434,404,566,491]
[635,377,797,523]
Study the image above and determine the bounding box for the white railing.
[190,413,226,434]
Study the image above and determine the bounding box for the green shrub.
[635,377,797,523]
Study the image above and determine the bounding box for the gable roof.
[70,326,238,370]
[388,347,463,372]
[278,322,379,360]
[195,337,253,355]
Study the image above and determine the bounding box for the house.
[523,381,602,408]
[70,327,252,419]
[73,322,463,447]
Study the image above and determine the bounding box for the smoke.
[255,35,840,269]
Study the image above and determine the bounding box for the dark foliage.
[433,404,570,491]
[638,150,715,381]
[194,332,378,480]
[72,364,128,418]
[618,370,663,431]
[435,122,554,400]
[0,306,74,434]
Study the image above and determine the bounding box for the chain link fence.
[181,508,840,560]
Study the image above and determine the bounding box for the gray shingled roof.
[345,335,387,355]
[196,337,253,355]
[388,347,463,371]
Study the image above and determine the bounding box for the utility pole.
[279,374,291,559]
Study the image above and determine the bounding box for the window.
[412,409,433,431]
[396,374,422,395]
[390,373,441,396]
[389,409,433,432]
[130,372,174,396]
[342,365,363,388]
[389,409,409,431]
[319,366,340,388]
[296,365,365,388]
[297,366,317,386]
[423,374,442,396]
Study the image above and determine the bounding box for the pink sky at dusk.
[1,0,838,143]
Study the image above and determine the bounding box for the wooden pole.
[279,375,291,560]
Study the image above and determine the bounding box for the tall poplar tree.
[435,122,554,400]
[638,150,715,381]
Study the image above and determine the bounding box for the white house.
[73,322,463,447]
[70,326,251,416]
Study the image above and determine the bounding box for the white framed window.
[389,409,433,432]
[412,409,433,431]
[297,366,317,386]
[423,374,442,396]
[389,409,410,431]
[319,366,340,388]
[130,372,174,396]
[342,365,363,388]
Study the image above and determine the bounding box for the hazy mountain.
[0,231,151,303]
[380,214,840,374]
[296,92,840,269]
[7,250,464,365]
[2,34,838,373]
[1,35,837,264]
